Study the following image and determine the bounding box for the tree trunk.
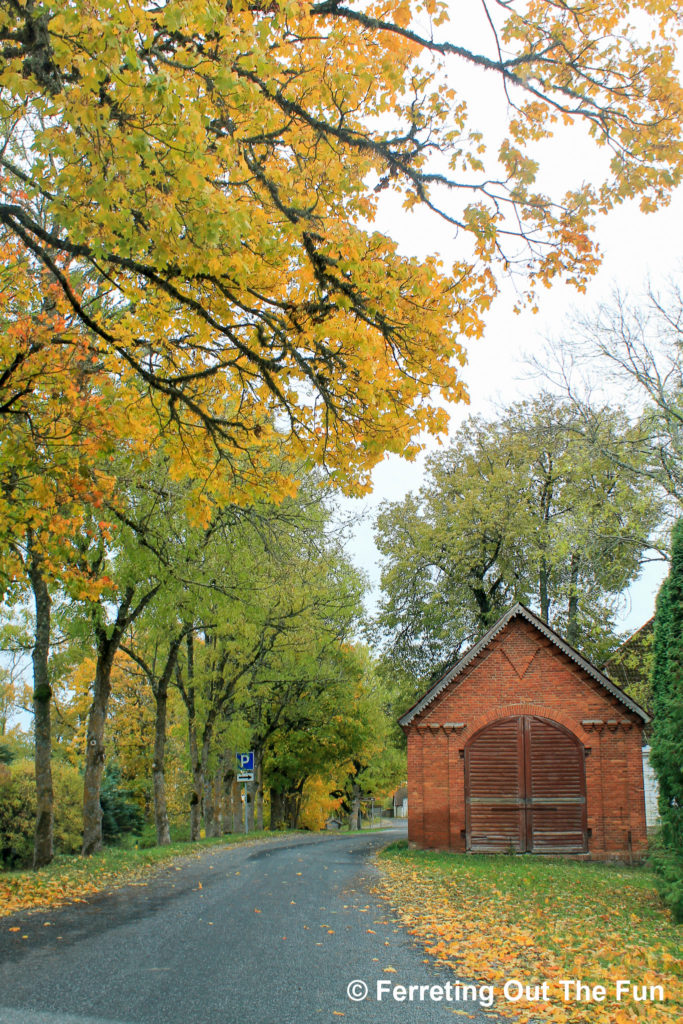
[122,630,184,847]
[567,552,580,646]
[349,781,362,831]
[256,755,263,831]
[180,632,203,842]
[285,781,304,830]
[82,641,117,855]
[204,771,220,838]
[230,776,240,832]
[270,788,285,830]
[200,715,216,837]
[27,533,53,870]
[539,557,550,623]
[246,780,255,832]
[221,751,236,833]
[188,716,202,842]
[152,679,171,846]
[82,585,155,856]
[204,775,216,837]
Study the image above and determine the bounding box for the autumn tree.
[649,518,683,922]
[264,644,383,831]
[58,451,189,855]
[0,251,124,866]
[375,395,662,687]
[120,623,191,845]
[1,0,683,497]
[167,476,364,837]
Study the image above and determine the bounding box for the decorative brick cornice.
[415,721,466,734]
[581,719,634,733]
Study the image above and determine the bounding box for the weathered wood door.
[465,715,587,853]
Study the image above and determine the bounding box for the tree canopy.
[375,394,661,685]
[2,0,683,493]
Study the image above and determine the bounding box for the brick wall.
[405,616,647,858]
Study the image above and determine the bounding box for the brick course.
[403,614,647,858]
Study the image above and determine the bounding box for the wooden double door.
[465,715,587,854]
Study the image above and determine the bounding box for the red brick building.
[399,604,649,858]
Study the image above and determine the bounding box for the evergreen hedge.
[649,518,683,921]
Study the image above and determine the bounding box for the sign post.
[236,752,255,834]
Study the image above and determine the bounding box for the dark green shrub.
[100,761,144,844]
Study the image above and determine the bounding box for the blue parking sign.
[236,751,254,771]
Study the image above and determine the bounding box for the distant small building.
[392,786,408,818]
[642,746,660,829]
[399,604,650,858]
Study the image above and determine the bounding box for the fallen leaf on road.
[383,967,396,973]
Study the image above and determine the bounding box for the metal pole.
[244,782,248,834]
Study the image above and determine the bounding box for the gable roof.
[398,603,650,727]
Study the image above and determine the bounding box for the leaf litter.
[374,847,682,1024]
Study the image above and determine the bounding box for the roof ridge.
[398,603,650,727]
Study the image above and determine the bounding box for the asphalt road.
[0,826,502,1024]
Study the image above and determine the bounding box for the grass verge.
[1,830,296,919]
[375,842,682,1024]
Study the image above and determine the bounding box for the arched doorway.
[465,715,587,853]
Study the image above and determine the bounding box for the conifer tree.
[650,518,683,921]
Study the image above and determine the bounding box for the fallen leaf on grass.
[374,853,683,1024]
